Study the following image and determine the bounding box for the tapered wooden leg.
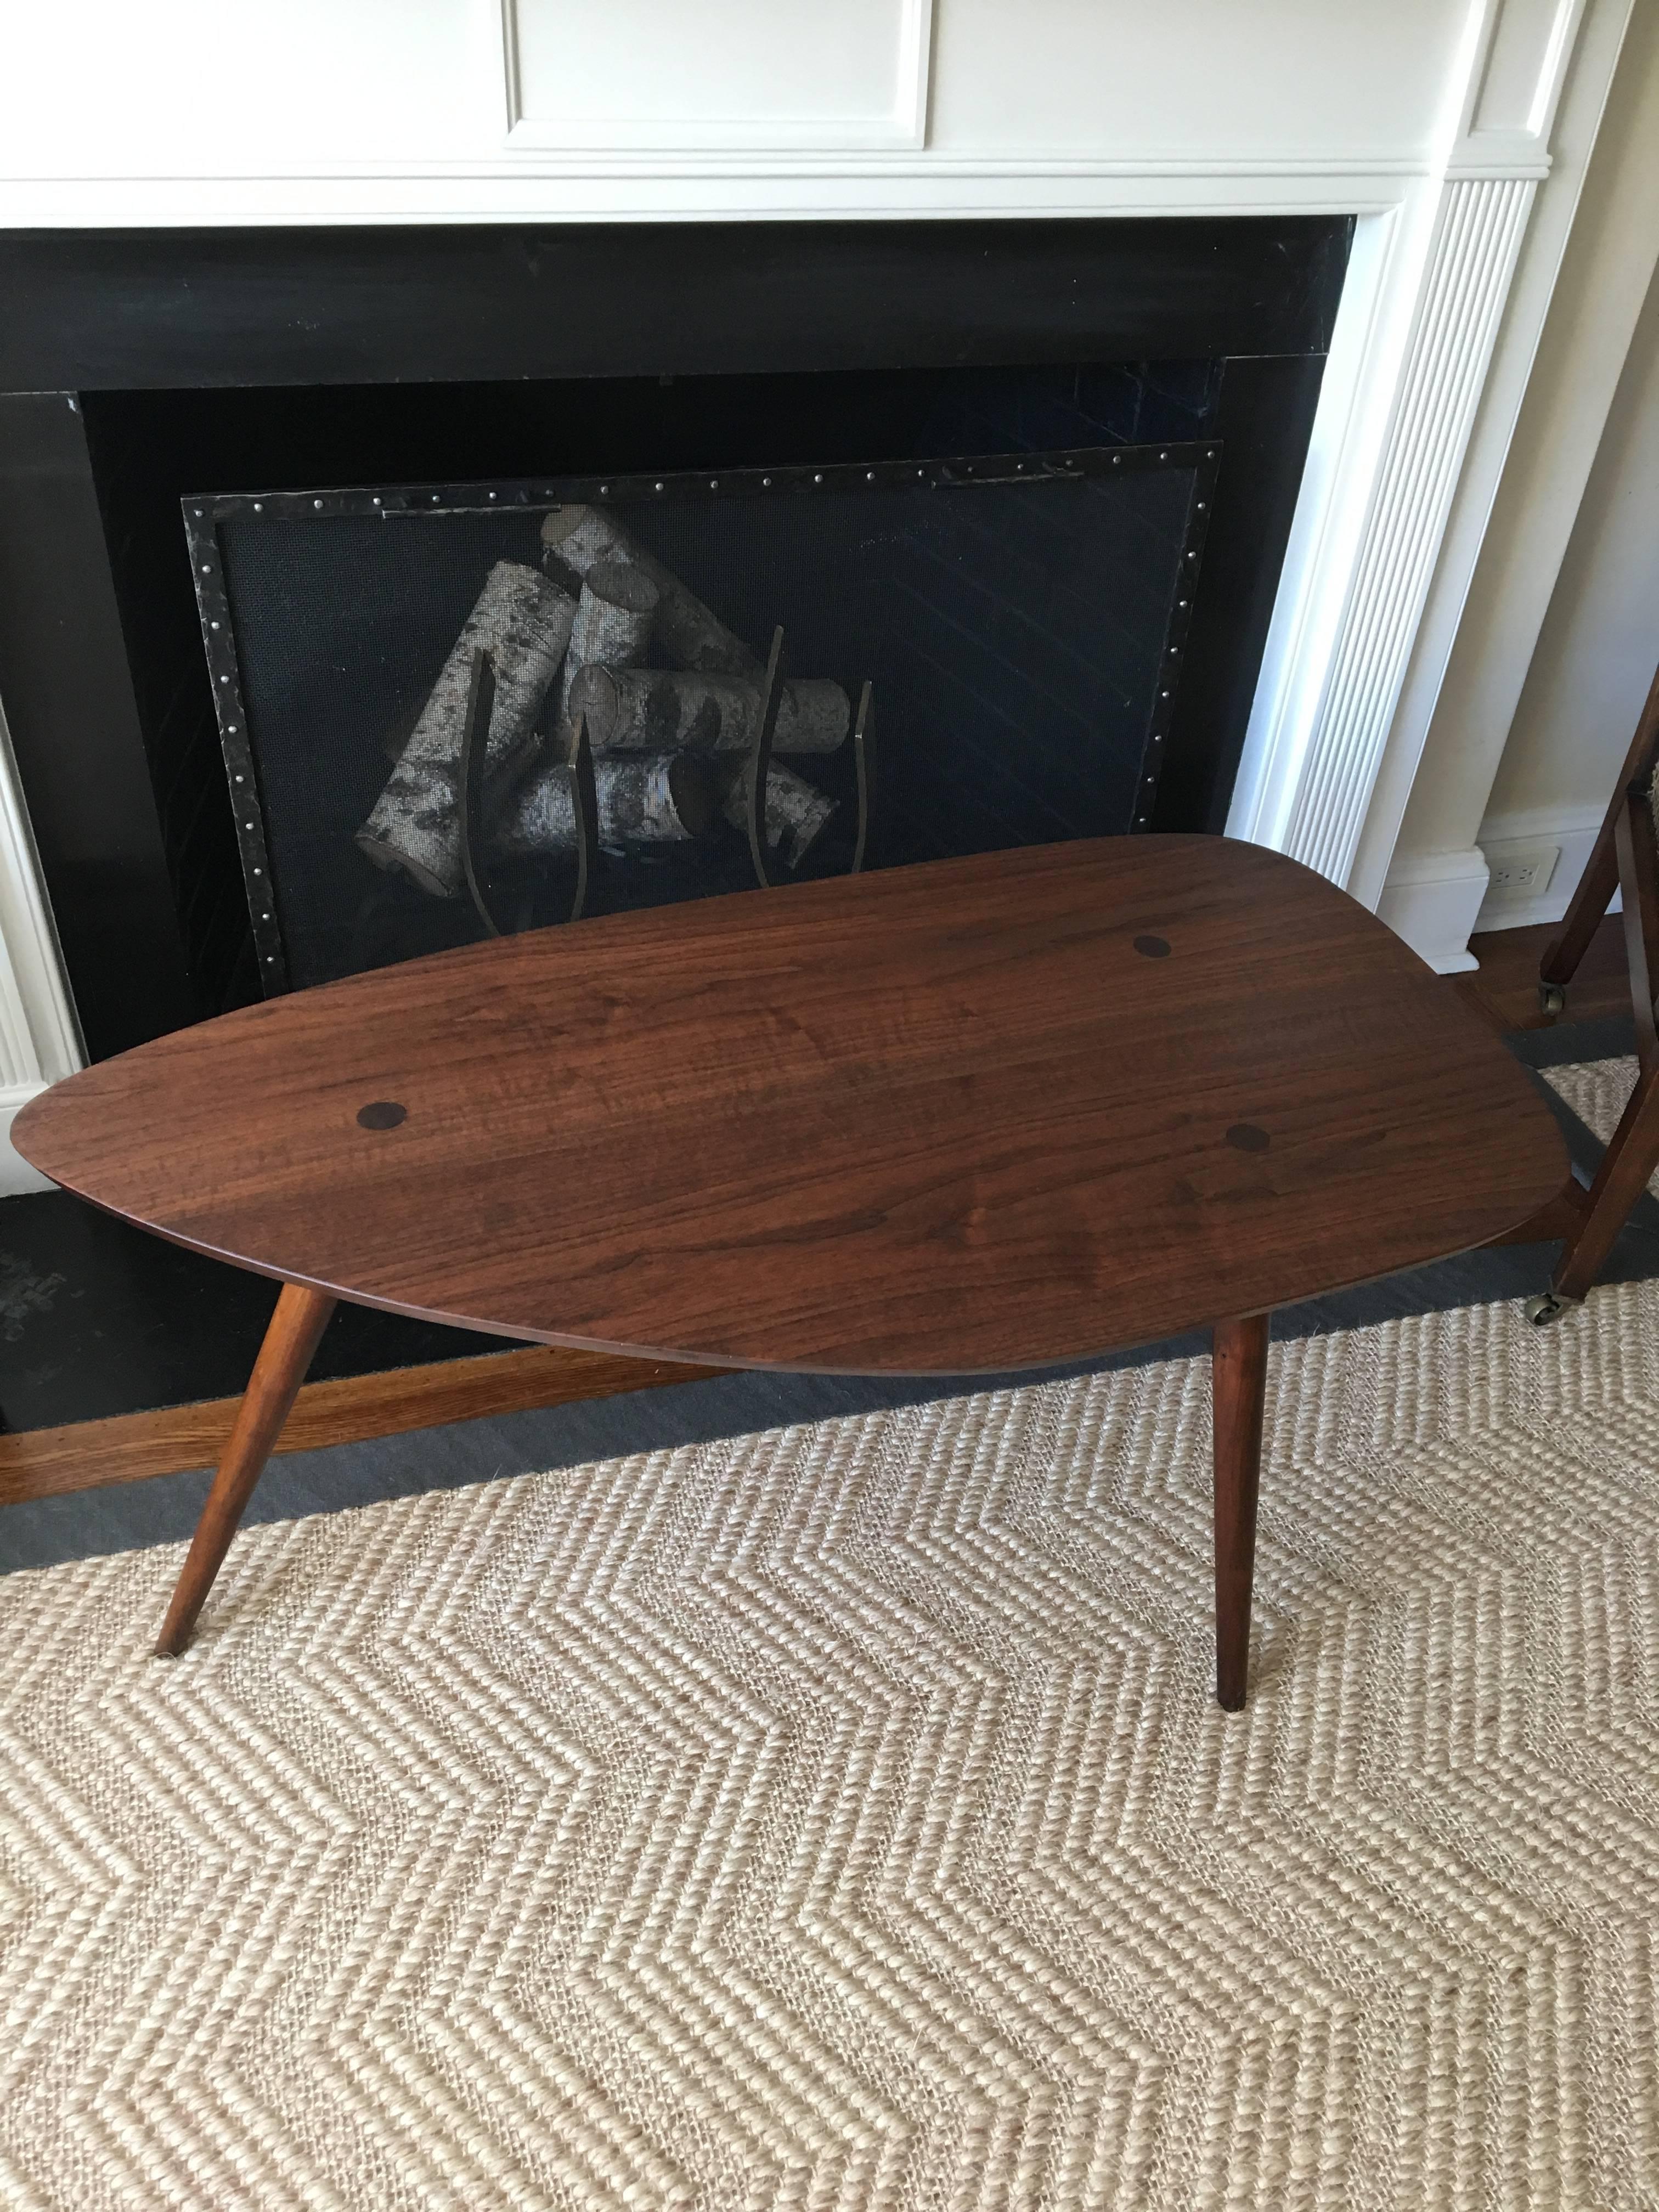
[154,1282,337,1656]
[1539,821,1618,991]
[1212,1312,1269,1712]
[1539,662,1659,989]
[1552,1064,1659,1304]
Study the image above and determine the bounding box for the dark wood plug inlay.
[1133,934,1171,958]
[1226,1122,1269,1153]
[357,1101,407,1131]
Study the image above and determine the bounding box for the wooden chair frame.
[1529,660,1659,1321]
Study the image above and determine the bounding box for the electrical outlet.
[1485,840,1560,898]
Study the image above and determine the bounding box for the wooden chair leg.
[154,1282,337,1656]
[1540,660,1659,991]
[1212,1312,1269,1712]
[1539,820,1619,992]
[1551,1065,1659,1306]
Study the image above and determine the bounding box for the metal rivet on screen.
[193,507,202,516]
[763,476,772,487]
[917,468,924,478]
[235,774,244,782]
[253,501,262,512]
[1161,689,1170,698]
[431,493,441,503]
[488,490,497,500]
[1209,448,1218,458]
[201,563,211,573]
[1113,454,1122,465]
[220,675,229,684]
[814,473,823,483]
[253,867,262,875]
[654,481,665,492]
[709,479,718,489]
[599,484,609,495]
[1197,500,1207,510]
[1137,816,1149,827]
[1178,598,1189,608]
[867,470,876,481]
[210,621,219,630]
[1160,450,1169,460]
[314,498,324,509]
[372,496,381,506]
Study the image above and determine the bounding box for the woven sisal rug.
[3,1276,1658,2209]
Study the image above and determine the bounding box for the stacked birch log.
[356,505,850,899]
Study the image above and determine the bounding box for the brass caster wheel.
[1538,981,1567,1018]
[1524,1290,1583,1327]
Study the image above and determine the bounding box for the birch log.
[568,665,849,757]
[540,506,758,676]
[496,753,720,854]
[558,560,661,722]
[357,561,575,897]
[720,764,837,868]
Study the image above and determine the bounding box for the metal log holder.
[744,628,874,894]
[459,647,600,937]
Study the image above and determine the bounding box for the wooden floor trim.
[0,1344,724,1507]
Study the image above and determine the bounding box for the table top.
[14,838,1568,1374]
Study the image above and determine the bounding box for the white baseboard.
[1375,847,1489,973]
[1474,803,1618,932]
[0,1082,53,1196]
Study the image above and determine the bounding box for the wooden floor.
[1,910,1631,1511]
[1456,913,1629,1034]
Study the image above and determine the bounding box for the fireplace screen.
[184,442,1217,995]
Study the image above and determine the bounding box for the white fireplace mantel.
[0,0,1636,1190]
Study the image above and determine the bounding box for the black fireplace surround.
[0,218,1347,1063]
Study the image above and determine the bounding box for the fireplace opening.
[0,218,1348,1058]
[187,411,1218,994]
[83,353,1248,1011]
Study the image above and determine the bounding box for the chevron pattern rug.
[4,1278,1659,2210]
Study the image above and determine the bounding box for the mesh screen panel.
[198,448,1208,992]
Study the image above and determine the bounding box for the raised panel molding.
[1279,176,1535,885]
[501,0,934,153]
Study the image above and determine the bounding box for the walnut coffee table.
[14,838,1567,1706]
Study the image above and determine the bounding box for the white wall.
[1471,256,1659,926]
[1366,0,1659,958]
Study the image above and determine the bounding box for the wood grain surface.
[14,838,1568,1375]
